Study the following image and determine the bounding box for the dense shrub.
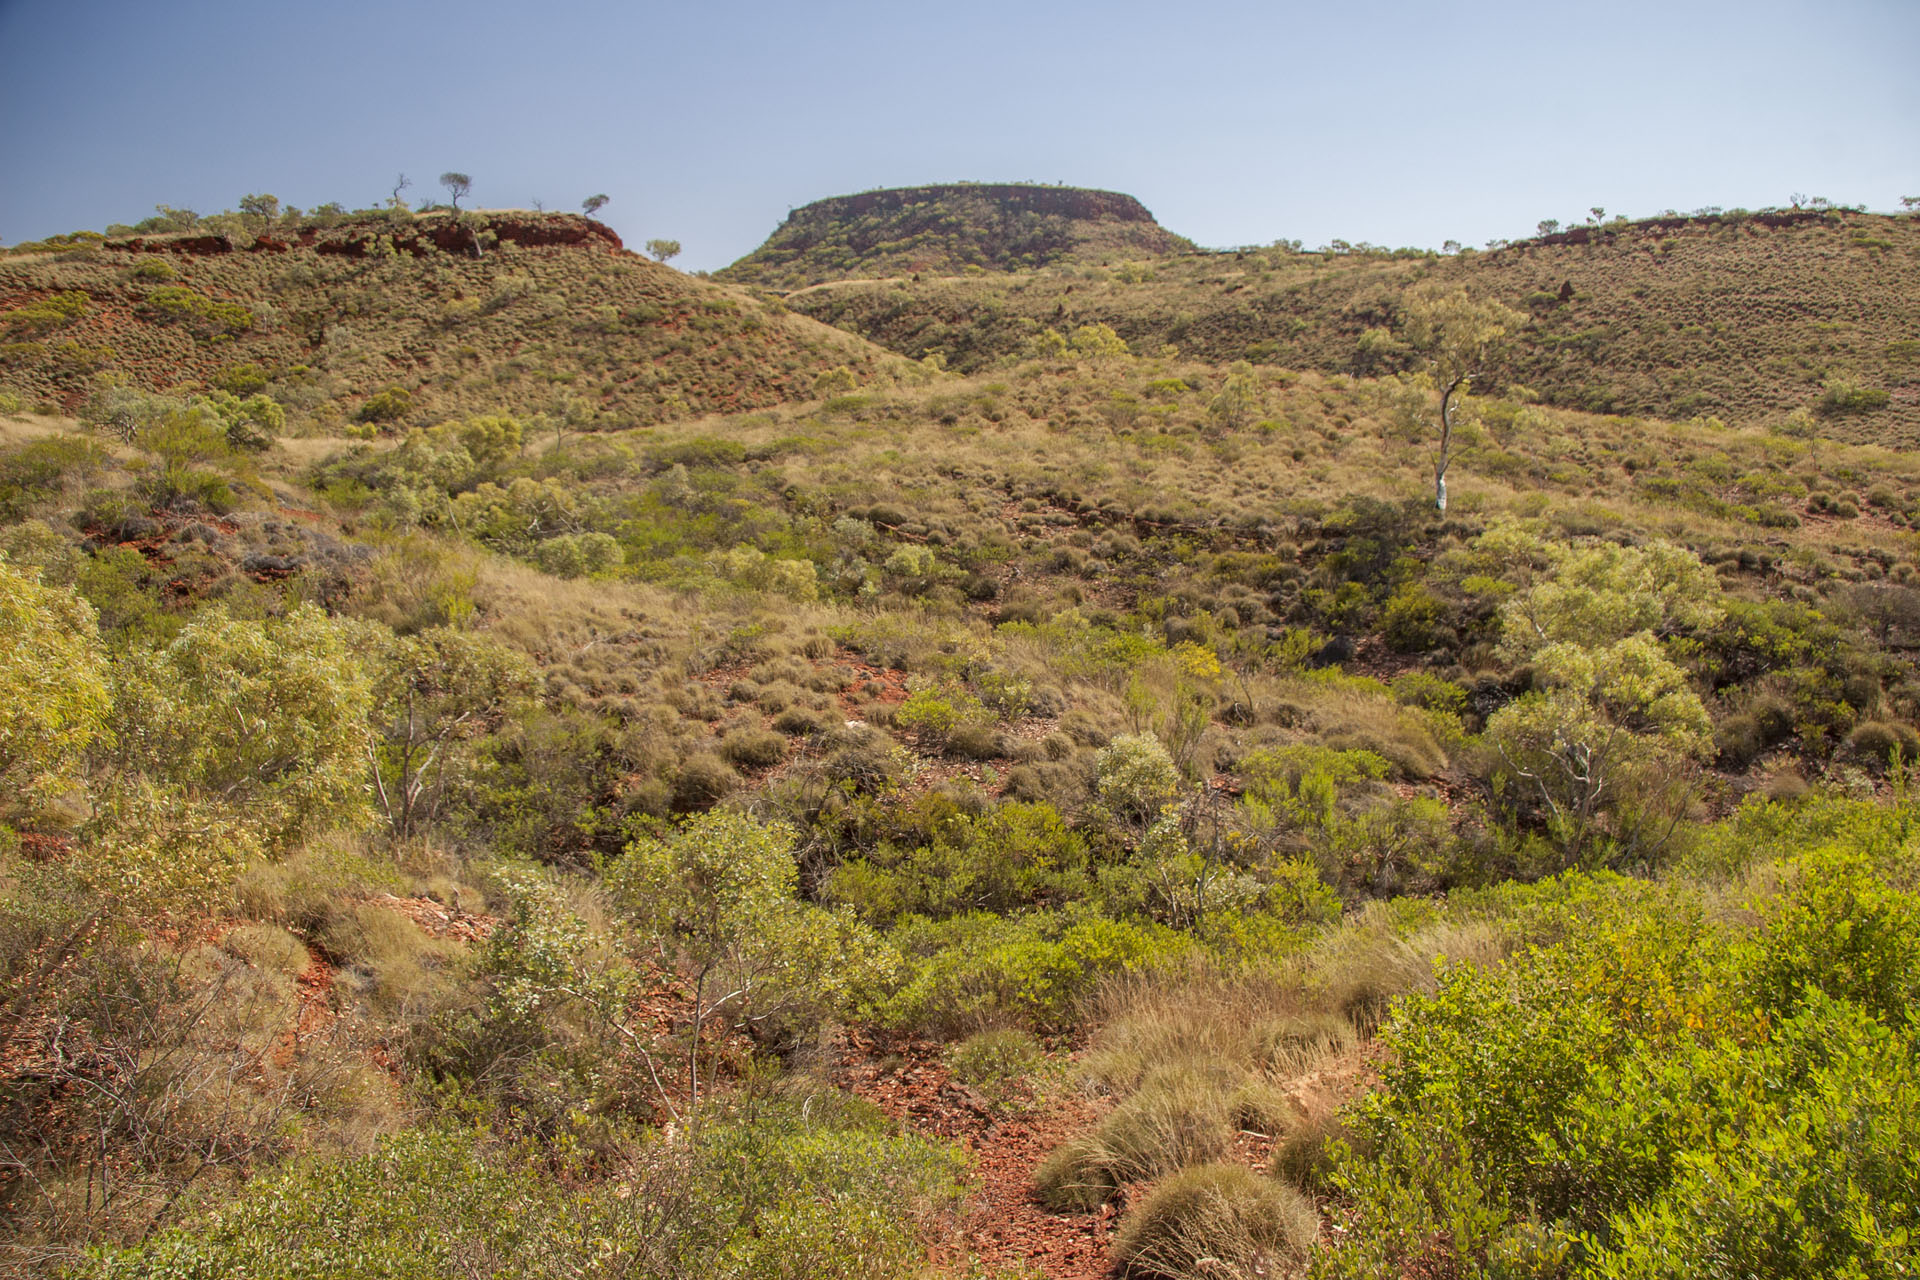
[884,908,1189,1034]
[77,1101,968,1280]
[1319,842,1920,1279]
[1095,732,1180,822]
[357,384,414,423]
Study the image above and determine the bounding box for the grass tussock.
[1112,1162,1319,1280]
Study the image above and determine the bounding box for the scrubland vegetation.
[781,206,1920,445]
[2,189,1918,1278]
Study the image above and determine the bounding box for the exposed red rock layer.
[106,212,623,259]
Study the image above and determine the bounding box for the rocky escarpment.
[717,183,1191,289]
[789,184,1158,227]
[106,212,623,259]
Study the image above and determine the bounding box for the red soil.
[833,1031,1119,1279]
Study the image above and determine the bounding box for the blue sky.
[2,0,1914,270]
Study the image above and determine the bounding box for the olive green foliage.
[78,1101,967,1280]
[357,384,414,423]
[828,800,1096,924]
[0,434,110,520]
[1482,526,1723,659]
[140,284,255,336]
[608,811,893,1108]
[110,603,375,847]
[1095,732,1180,822]
[1319,807,1920,1279]
[1486,634,1712,867]
[0,558,111,812]
[195,388,285,450]
[885,908,1190,1034]
[368,626,537,839]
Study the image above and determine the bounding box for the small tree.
[440,172,472,211]
[237,193,280,231]
[1399,285,1522,511]
[582,193,610,217]
[1207,361,1259,433]
[389,173,412,210]
[108,604,375,848]
[367,627,536,840]
[1488,530,1724,660]
[609,811,891,1119]
[1487,633,1711,868]
[645,238,681,263]
[0,560,110,817]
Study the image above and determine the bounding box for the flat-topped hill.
[715,182,1193,289]
[0,210,894,429]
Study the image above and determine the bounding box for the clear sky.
[2,0,1914,271]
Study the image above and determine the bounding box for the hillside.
[715,183,1193,289]
[0,210,897,429]
[6,188,1920,1280]
[782,207,1920,444]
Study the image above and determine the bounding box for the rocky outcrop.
[106,213,623,260]
[784,184,1158,228]
[720,183,1189,289]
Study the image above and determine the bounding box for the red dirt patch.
[834,1031,1118,1279]
[371,892,496,943]
[272,942,337,1070]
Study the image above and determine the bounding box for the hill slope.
[781,208,1920,443]
[715,183,1193,289]
[0,211,896,429]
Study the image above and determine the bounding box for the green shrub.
[1756,844,1919,1026]
[894,681,992,750]
[78,1100,969,1280]
[828,801,1095,925]
[0,434,111,520]
[1816,378,1891,417]
[211,362,269,395]
[139,285,253,335]
[947,1027,1046,1106]
[885,908,1189,1034]
[1,289,89,335]
[357,384,414,423]
[1095,732,1180,821]
[1319,850,1920,1279]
